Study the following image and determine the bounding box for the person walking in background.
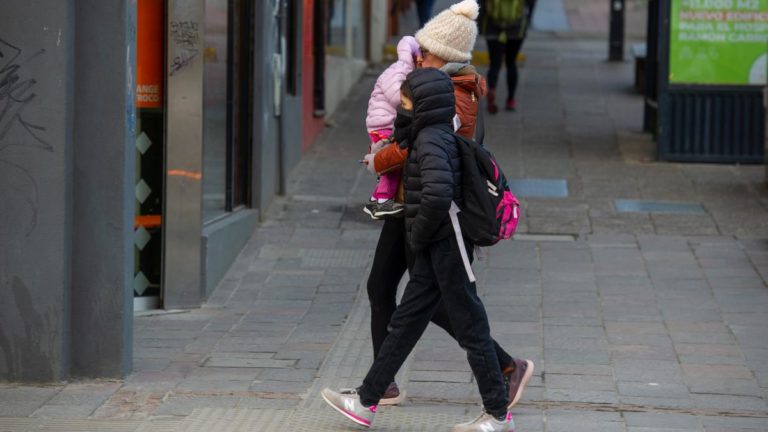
[480,0,536,113]
[415,0,436,27]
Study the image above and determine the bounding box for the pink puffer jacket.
[366,36,420,132]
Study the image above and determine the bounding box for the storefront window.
[203,0,229,221]
[349,0,365,59]
[202,0,251,221]
[327,0,346,55]
[134,0,165,309]
[326,0,366,59]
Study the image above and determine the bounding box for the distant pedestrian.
[480,0,536,113]
[415,0,436,27]
[322,68,513,432]
[362,36,420,220]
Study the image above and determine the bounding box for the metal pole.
[643,0,658,134]
[609,0,625,61]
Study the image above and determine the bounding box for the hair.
[400,80,413,101]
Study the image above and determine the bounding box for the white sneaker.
[321,387,377,428]
[453,411,515,432]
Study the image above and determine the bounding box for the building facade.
[0,0,387,382]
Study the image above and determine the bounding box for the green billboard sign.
[669,0,768,85]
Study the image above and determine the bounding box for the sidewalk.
[1,33,767,432]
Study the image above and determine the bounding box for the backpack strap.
[449,201,476,283]
[474,104,486,145]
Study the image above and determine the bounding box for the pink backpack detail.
[455,134,521,247]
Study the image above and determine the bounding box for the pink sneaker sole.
[321,391,373,428]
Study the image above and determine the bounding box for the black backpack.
[454,134,520,247]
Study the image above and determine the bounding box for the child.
[322,68,513,432]
[363,36,420,219]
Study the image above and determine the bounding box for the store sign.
[136,0,164,108]
[669,0,768,85]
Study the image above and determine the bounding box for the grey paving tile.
[611,344,678,361]
[152,396,240,416]
[543,363,614,376]
[682,364,756,380]
[405,382,476,403]
[619,395,696,409]
[691,393,768,412]
[248,380,310,394]
[544,336,608,351]
[627,427,701,432]
[0,386,63,417]
[617,380,690,398]
[203,355,295,369]
[613,359,684,383]
[234,398,300,409]
[545,373,615,391]
[174,379,253,393]
[742,348,768,368]
[544,348,611,365]
[722,312,768,326]
[700,416,768,432]
[669,331,738,345]
[605,321,668,335]
[624,412,701,429]
[409,371,472,383]
[686,377,763,397]
[544,325,606,339]
[730,325,768,348]
[544,409,625,432]
[185,367,262,381]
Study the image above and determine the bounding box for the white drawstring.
[449,201,476,283]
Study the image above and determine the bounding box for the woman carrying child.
[360,0,534,409]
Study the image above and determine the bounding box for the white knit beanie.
[415,0,479,63]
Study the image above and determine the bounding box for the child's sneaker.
[372,199,404,218]
[321,388,377,428]
[505,98,516,111]
[453,411,514,432]
[363,202,381,220]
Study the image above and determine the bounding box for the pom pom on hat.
[415,0,478,63]
[450,0,479,20]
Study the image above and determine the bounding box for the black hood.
[403,68,456,137]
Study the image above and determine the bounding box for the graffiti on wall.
[0,38,49,150]
[0,38,50,236]
[169,20,199,76]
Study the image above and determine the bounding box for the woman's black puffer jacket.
[402,68,464,252]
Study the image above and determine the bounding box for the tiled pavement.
[1,33,767,431]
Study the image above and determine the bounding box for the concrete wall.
[0,0,135,381]
[201,210,258,298]
[70,0,135,378]
[369,0,388,64]
[281,4,305,186]
[252,0,282,213]
[0,0,75,382]
[324,56,368,120]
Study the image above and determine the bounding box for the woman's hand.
[370,139,390,154]
[363,153,377,175]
